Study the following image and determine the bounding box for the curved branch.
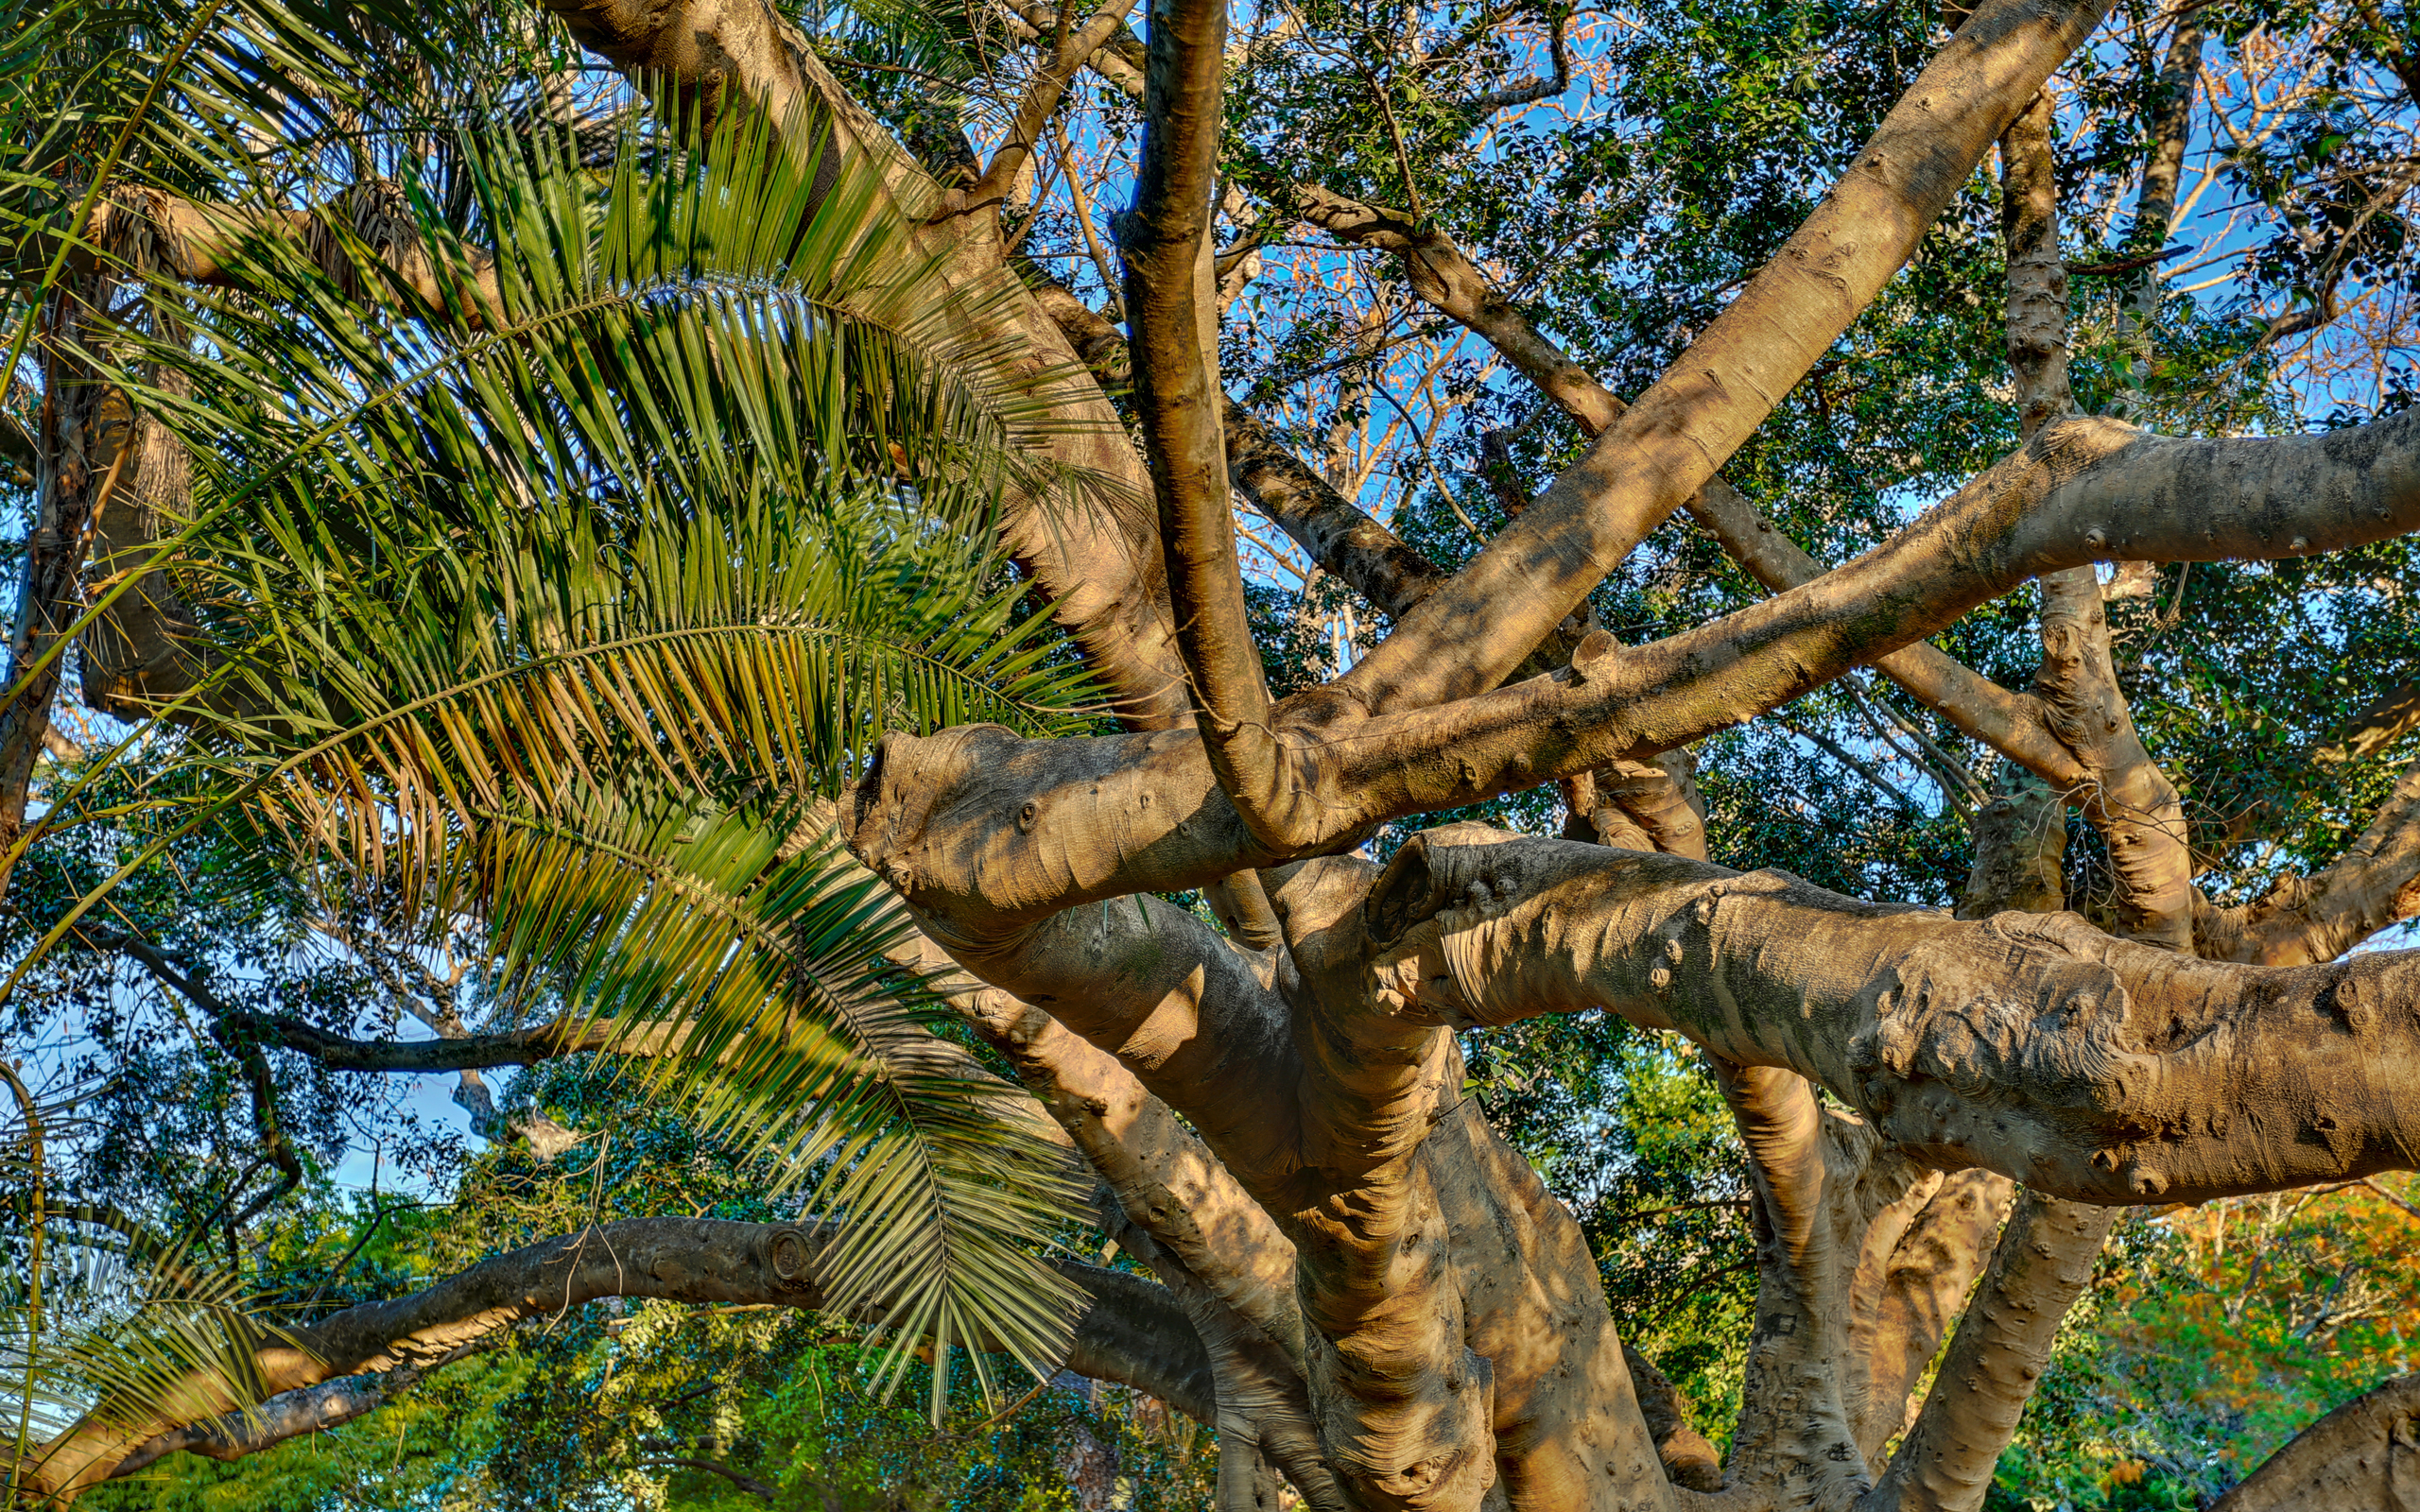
[1461,10,1571,115]
[940,0,1140,221]
[1359,827,2420,1207]
[1863,1193,2112,1512]
[1119,0,1293,840]
[1333,0,2113,716]
[2209,1372,2420,1511]
[2198,758,2420,967]
[26,1218,1201,1501]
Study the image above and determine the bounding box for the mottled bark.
[2198,759,2420,967]
[1359,829,2420,1206]
[1119,0,1291,840]
[1999,91,2073,439]
[1863,1194,2112,1511]
[1844,1170,2015,1461]
[1704,1063,1895,1509]
[1957,765,2066,920]
[853,397,2420,939]
[2032,568,2193,949]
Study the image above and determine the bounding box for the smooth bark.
[1336,0,2113,716]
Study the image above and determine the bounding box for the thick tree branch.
[1958,764,2066,920]
[2033,568,2193,949]
[1703,1061,1895,1505]
[1843,1169,2015,1460]
[1293,164,2094,799]
[1332,0,2113,716]
[1259,853,1501,1511]
[107,1344,486,1480]
[2208,1371,2420,1511]
[997,0,1149,99]
[1360,827,2420,1206]
[851,395,2420,946]
[1999,91,2073,439]
[2198,757,2420,967]
[1120,0,1296,844]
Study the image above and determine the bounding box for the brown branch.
[851,391,2420,948]
[2033,568,2194,950]
[1863,1193,2113,1511]
[1290,179,2094,796]
[938,0,1139,222]
[2001,91,2074,439]
[1621,1345,1723,1491]
[1843,1169,2016,1459]
[24,1218,1193,1502]
[1957,764,2066,919]
[107,1343,487,1480]
[1329,0,2114,718]
[1704,1061,1880,1504]
[1119,0,1295,843]
[2198,756,2420,967]
[2209,1371,2420,1510]
[1461,11,1573,115]
[995,0,1149,99]
[1357,827,2420,1207]
[88,926,620,1073]
[1221,400,1448,624]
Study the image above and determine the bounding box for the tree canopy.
[7,0,2420,1508]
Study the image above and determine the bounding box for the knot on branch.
[1568,627,1621,683]
[754,1225,822,1294]
[1852,912,2136,1104]
[1845,915,2203,1194]
[1364,828,1528,948]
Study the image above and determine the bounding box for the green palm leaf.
[18,86,1111,1409]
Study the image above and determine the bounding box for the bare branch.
[1461,11,1573,115]
[1333,0,2113,716]
[24,1218,1192,1502]
[1290,179,2094,796]
[1360,828,2420,1207]
[2199,757,2420,967]
[940,0,1139,222]
[1864,1194,2113,1511]
[1119,0,1297,844]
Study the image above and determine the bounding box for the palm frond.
[15,93,1110,1406]
[0,1091,285,1474]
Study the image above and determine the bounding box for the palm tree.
[0,0,1116,1473]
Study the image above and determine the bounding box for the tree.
[12,0,2420,1508]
